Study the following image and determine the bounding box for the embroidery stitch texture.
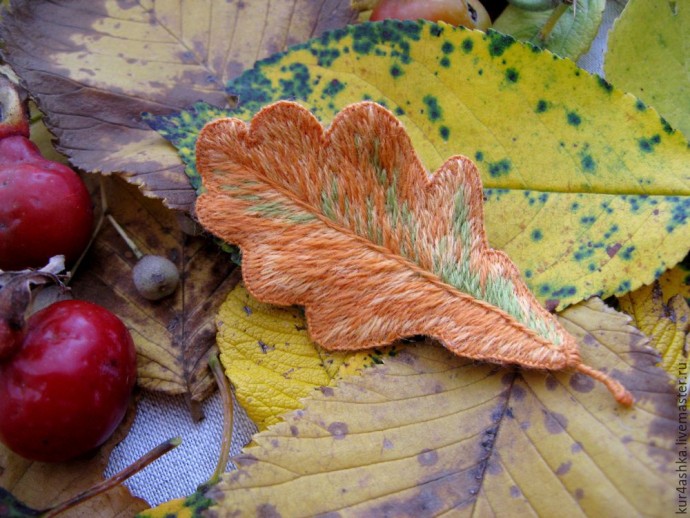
[195,101,633,406]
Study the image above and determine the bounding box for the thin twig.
[42,436,182,517]
[535,1,572,44]
[64,176,108,285]
[107,214,144,260]
[208,352,234,485]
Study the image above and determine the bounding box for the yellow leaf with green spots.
[189,298,676,516]
[605,0,689,138]
[618,281,690,376]
[216,282,387,430]
[150,20,690,311]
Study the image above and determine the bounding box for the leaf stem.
[208,351,234,485]
[107,214,144,260]
[65,176,108,286]
[534,1,572,44]
[41,436,182,517]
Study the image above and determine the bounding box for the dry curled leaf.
[70,176,240,407]
[195,100,631,404]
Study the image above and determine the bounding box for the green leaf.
[494,0,606,59]
[195,299,676,516]
[605,0,689,139]
[150,20,690,311]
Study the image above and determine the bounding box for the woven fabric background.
[104,0,626,506]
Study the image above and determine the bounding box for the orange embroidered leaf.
[196,101,631,404]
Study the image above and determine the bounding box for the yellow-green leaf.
[154,21,690,310]
[618,281,690,376]
[216,282,384,430]
[494,0,606,59]
[605,0,689,138]
[199,298,675,516]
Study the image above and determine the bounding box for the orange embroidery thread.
[195,101,633,406]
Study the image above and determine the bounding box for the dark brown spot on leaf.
[569,372,595,393]
[328,422,349,440]
[511,385,526,401]
[545,299,560,312]
[545,374,558,391]
[543,410,568,434]
[555,460,572,475]
[417,449,439,466]
[257,503,282,518]
[607,243,622,258]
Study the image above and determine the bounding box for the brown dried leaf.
[0,404,148,517]
[0,0,357,211]
[70,175,240,405]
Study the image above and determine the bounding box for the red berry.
[370,0,491,30]
[0,135,93,270]
[0,300,137,462]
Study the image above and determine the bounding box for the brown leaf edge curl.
[194,101,633,406]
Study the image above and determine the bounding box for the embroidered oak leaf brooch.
[195,101,633,406]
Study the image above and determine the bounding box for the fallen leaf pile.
[151,299,676,516]
[0,0,687,515]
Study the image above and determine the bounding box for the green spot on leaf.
[488,158,512,178]
[567,111,582,126]
[505,68,519,83]
[486,30,515,58]
[423,95,442,122]
[580,154,596,173]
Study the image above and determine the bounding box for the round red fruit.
[0,300,137,462]
[0,135,93,271]
[370,0,491,31]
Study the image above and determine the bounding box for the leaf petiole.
[207,350,234,485]
[41,436,182,517]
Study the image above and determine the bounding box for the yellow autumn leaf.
[605,0,689,138]
[618,281,690,376]
[196,298,676,516]
[216,282,385,430]
[659,254,690,305]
